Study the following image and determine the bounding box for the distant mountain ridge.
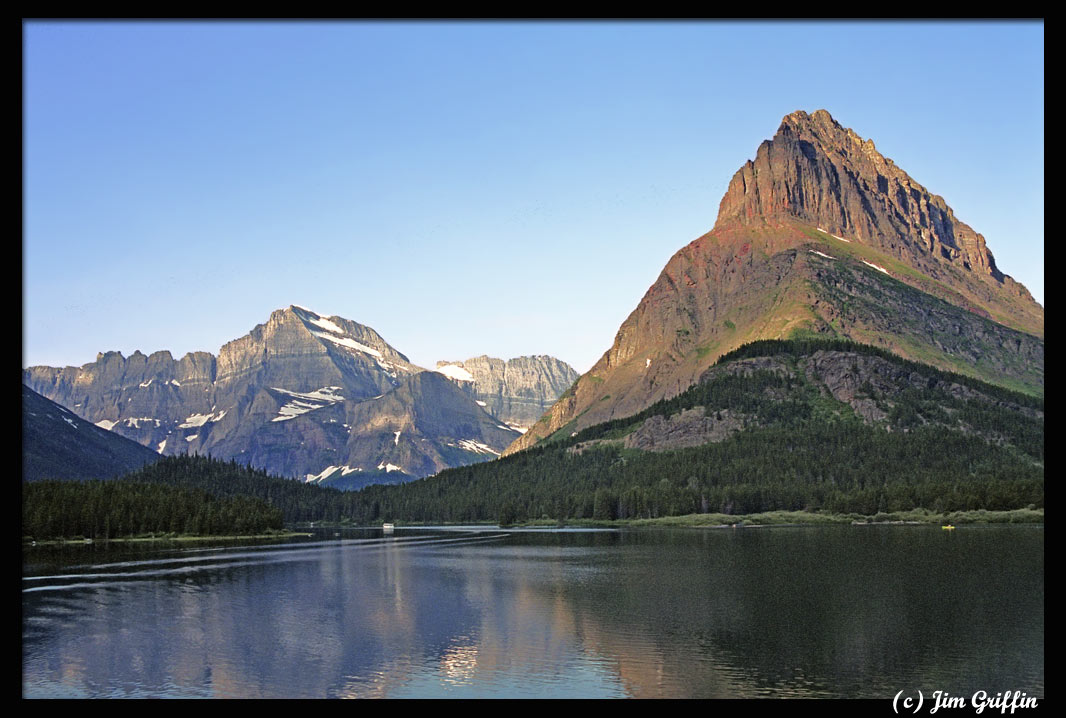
[24,306,570,485]
[506,109,1043,456]
[434,355,579,432]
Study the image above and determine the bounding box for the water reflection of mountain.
[22,528,1043,698]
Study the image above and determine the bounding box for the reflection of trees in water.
[548,528,1045,698]
[22,528,1043,698]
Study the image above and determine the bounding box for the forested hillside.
[22,480,283,540]
[120,455,365,523]
[348,339,1043,523]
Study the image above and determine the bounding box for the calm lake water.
[22,525,1043,699]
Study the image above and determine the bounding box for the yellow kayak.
[942,525,956,530]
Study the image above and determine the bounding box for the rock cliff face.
[714,110,1042,333]
[24,306,521,483]
[506,109,1043,456]
[433,355,578,432]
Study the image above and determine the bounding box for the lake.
[22,524,1043,699]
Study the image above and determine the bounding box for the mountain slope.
[506,110,1043,455]
[299,370,521,489]
[22,385,161,482]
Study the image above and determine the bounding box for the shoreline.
[618,508,1045,529]
[296,507,1045,531]
[23,531,312,547]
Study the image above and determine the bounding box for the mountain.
[506,109,1044,456]
[330,339,1045,524]
[24,305,523,484]
[329,370,520,488]
[22,385,161,482]
[434,355,579,433]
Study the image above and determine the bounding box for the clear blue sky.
[24,20,1044,373]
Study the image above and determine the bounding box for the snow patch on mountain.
[862,259,890,275]
[179,411,226,429]
[311,330,384,359]
[376,358,405,378]
[308,315,345,334]
[305,464,368,483]
[125,417,162,429]
[270,386,345,422]
[452,439,500,456]
[274,387,344,401]
[436,364,474,382]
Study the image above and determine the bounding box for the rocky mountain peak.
[287,305,415,368]
[779,108,879,160]
[713,108,1022,294]
[213,305,419,400]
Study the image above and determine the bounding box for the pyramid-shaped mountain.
[24,306,534,485]
[506,109,1043,455]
